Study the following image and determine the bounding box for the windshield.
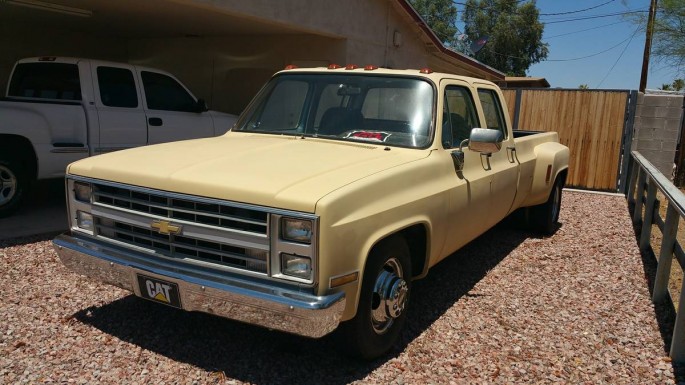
[235,74,435,148]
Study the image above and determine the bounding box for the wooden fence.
[502,89,632,191]
[628,150,685,363]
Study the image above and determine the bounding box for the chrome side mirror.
[195,98,209,113]
[468,128,503,154]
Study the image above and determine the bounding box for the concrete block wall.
[632,92,684,178]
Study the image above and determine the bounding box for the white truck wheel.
[0,159,27,218]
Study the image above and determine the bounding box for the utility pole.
[639,0,658,92]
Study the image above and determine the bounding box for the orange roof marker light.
[328,64,342,69]
[364,65,379,71]
[284,64,299,70]
[345,64,359,70]
[419,68,433,74]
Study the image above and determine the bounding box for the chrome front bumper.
[52,233,345,338]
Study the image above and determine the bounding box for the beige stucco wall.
[127,35,347,114]
[126,0,442,113]
[0,0,491,113]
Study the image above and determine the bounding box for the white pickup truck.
[0,57,237,216]
[54,66,569,359]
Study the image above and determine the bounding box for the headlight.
[76,211,94,231]
[73,181,92,202]
[281,253,311,279]
[280,218,313,243]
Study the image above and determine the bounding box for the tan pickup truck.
[53,66,569,359]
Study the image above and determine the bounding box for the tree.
[579,84,590,89]
[462,0,548,76]
[627,0,685,75]
[659,79,685,91]
[408,0,460,48]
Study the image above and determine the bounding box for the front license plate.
[136,274,182,309]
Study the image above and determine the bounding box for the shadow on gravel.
[0,232,59,248]
[74,223,532,385]
[627,202,685,382]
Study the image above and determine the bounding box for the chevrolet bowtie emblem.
[151,220,182,235]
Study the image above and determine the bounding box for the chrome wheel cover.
[0,165,17,206]
[370,257,408,334]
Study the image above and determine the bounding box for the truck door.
[440,82,495,255]
[475,86,519,222]
[137,70,214,144]
[91,63,147,152]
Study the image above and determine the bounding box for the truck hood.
[68,133,430,213]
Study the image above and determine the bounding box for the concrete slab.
[0,179,68,240]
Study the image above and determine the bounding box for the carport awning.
[0,0,334,38]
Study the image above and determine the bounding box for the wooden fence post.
[639,179,657,251]
[619,91,639,193]
[633,168,646,224]
[627,157,639,205]
[653,203,679,303]
[671,280,685,362]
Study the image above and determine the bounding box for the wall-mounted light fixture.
[4,0,93,17]
[393,31,402,48]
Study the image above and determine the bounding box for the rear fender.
[521,142,569,206]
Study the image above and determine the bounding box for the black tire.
[339,236,412,360]
[0,157,28,218]
[530,177,563,234]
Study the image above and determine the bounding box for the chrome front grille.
[87,182,272,275]
[95,217,268,273]
[92,183,268,235]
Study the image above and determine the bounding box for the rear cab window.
[8,62,81,101]
[477,88,507,139]
[96,67,138,108]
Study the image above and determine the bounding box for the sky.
[455,0,674,90]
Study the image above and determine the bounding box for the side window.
[251,80,308,131]
[8,63,81,101]
[443,86,479,148]
[97,67,138,108]
[477,89,507,138]
[141,71,197,112]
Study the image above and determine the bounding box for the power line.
[543,9,648,24]
[538,0,617,16]
[596,27,641,88]
[453,0,617,16]
[489,29,638,62]
[544,20,628,39]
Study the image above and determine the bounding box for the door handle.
[148,117,163,126]
[507,146,517,163]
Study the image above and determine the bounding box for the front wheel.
[530,177,563,234]
[339,236,412,360]
[0,158,27,218]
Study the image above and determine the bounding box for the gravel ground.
[0,191,677,384]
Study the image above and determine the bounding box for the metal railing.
[627,150,685,363]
